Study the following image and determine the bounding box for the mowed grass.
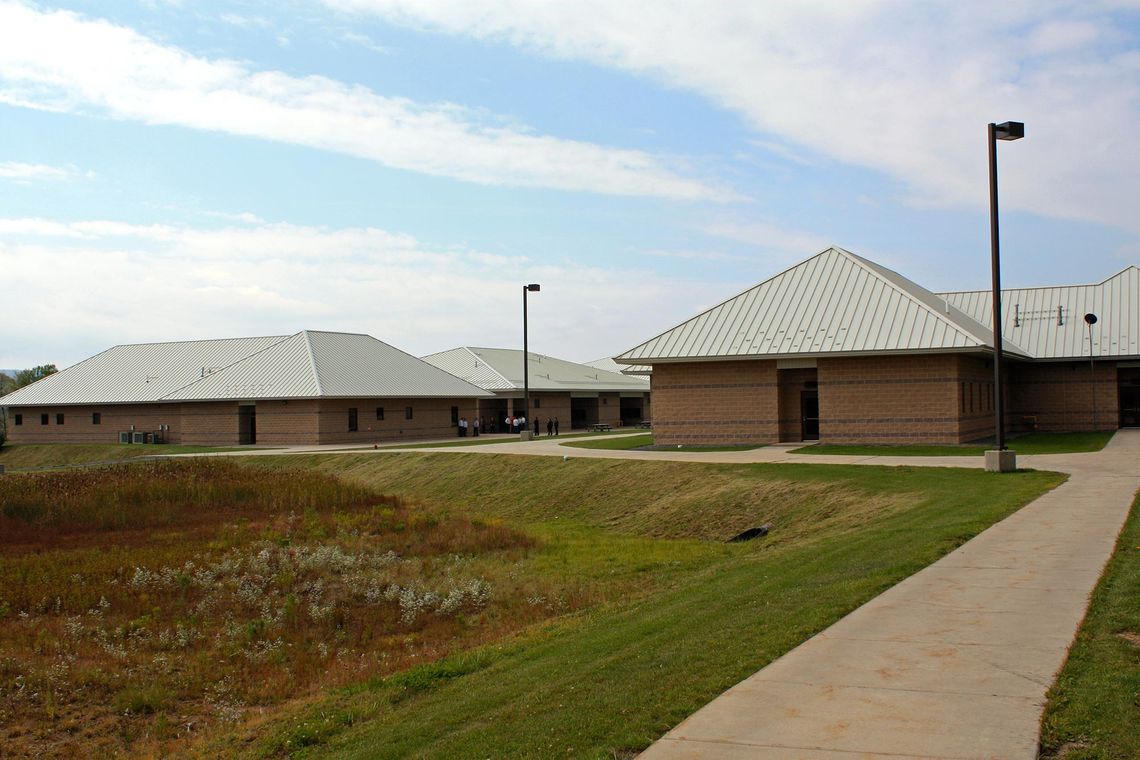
[372,428,640,451]
[215,452,1065,758]
[1039,492,1140,759]
[795,431,1114,457]
[0,442,248,470]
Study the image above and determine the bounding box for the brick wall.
[1008,362,1119,432]
[315,398,478,444]
[526,392,572,433]
[255,400,320,445]
[818,355,965,444]
[777,368,817,442]
[650,360,778,445]
[954,356,995,442]
[5,404,182,444]
[181,402,243,445]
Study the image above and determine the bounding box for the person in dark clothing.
[553,417,560,436]
[546,417,554,436]
[534,417,540,436]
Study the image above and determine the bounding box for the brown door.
[801,391,819,440]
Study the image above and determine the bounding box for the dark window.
[41,413,49,425]
[92,412,101,425]
[376,407,384,421]
[348,408,358,432]
[534,397,541,408]
[13,414,22,426]
[56,413,65,425]
[405,406,413,420]
[451,406,459,425]
[960,382,966,413]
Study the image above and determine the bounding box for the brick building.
[2,331,492,446]
[422,347,651,431]
[617,248,1140,446]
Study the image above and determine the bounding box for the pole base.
[519,431,534,441]
[984,449,1017,473]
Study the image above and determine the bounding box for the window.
[405,406,413,420]
[534,397,541,408]
[960,382,966,413]
[92,412,101,425]
[348,408,358,432]
[13,414,22,426]
[41,413,49,425]
[376,407,384,421]
[451,406,459,425]
[57,413,65,425]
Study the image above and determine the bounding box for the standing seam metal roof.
[423,347,650,392]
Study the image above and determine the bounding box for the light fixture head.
[526,283,541,292]
[994,121,1025,141]
[1084,313,1098,326]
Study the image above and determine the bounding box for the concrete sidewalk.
[638,429,1140,759]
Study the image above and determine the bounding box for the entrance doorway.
[571,397,599,429]
[801,391,819,440]
[239,405,256,445]
[1121,368,1140,427]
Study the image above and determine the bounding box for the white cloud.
[0,1,735,201]
[0,161,90,182]
[703,220,833,256]
[326,1,1140,233]
[0,216,729,368]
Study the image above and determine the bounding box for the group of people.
[505,414,560,437]
[457,414,561,437]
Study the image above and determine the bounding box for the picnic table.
[586,423,613,432]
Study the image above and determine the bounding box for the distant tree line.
[0,364,58,447]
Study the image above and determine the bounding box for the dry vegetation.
[0,460,587,758]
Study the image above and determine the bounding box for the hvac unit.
[119,431,131,444]
[132,432,146,444]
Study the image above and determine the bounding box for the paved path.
[637,429,1140,760]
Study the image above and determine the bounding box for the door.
[800,391,819,441]
[1122,386,1140,427]
[239,405,256,445]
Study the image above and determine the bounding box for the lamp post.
[522,283,540,437]
[1085,313,1098,430]
[987,121,1024,469]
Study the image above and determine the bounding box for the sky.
[2,1,1139,369]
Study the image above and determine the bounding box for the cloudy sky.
[2,1,1138,368]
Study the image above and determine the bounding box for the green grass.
[371,429,638,451]
[0,442,250,470]
[1039,492,1140,759]
[561,434,761,452]
[218,452,1063,759]
[794,431,1114,457]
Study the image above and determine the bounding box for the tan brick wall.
[181,402,243,445]
[316,398,479,444]
[527,392,572,433]
[651,360,778,445]
[5,404,182,444]
[955,356,996,442]
[818,355,965,444]
[254,400,321,445]
[1009,362,1119,432]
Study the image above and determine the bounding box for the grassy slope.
[0,443,246,470]
[227,453,1063,758]
[1039,493,1140,759]
[561,434,760,452]
[796,431,1114,457]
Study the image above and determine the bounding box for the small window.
[534,397,541,408]
[92,412,101,425]
[56,413,65,425]
[13,413,22,426]
[41,413,49,425]
[376,407,384,421]
[348,407,358,432]
[405,406,413,420]
[451,406,459,425]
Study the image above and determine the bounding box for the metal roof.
[940,266,1140,360]
[618,247,1029,364]
[585,356,652,377]
[423,347,650,393]
[2,331,491,406]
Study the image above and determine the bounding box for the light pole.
[522,283,540,436]
[987,120,1024,463]
[1085,313,1098,430]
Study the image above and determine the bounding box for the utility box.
[985,449,1017,473]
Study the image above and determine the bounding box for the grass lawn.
[794,431,1114,457]
[1039,492,1140,759]
[372,429,639,451]
[0,442,250,470]
[202,452,1065,759]
[561,433,761,452]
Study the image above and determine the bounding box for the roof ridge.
[301,331,324,396]
[460,347,518,389]
[617,246,841,359]
[938,265,1140,296]
[159,333,299,400]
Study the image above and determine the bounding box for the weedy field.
[0,453,1064,758]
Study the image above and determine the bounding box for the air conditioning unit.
[132,432,146,444]
[119,431,131,444]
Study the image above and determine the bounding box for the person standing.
[553,417,560,436]
[473,416,480,437]
[534,417,540,436]
[546,417,553,436]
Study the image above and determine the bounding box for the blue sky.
[1,0,1138,368]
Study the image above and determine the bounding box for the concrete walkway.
[637,429,1140,759]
